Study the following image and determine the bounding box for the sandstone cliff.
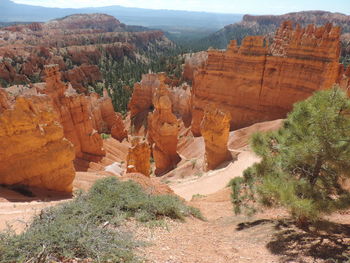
[0,89,75,192]
[126,137,151,177]
[147,80,181,176]
[200,105,232,171]
[192,22,342,135]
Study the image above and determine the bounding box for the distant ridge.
[1,0,243,30]
[195,10,350,50]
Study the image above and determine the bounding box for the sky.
[11,0,350,15]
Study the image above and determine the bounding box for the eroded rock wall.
[192,22,342,135]
[0,90,75,192]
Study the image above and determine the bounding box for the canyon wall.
[192,22,342,135]
[0,89,75,192]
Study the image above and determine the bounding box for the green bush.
[231,87,350,224]
[0,177,202,262]
[100,133,111,140]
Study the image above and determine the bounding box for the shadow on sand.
[0,185,72,202]
[236,218,350,262]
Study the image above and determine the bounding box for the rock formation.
[0,89,75,192]
[147,79,181,176]
[90,89,127,142]
[200,105,232,171]
[126,137,151,177]
[0,14,172,90]
[169,84,192,127]
[183,51,208,83]
[192,22,342,135]
[39,65,106,163]
[129,73,192,129]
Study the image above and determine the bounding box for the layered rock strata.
[200,105,232,171]
[192,22,342,135]
[126,137,151,177]
[147,81,181,176]
[0,89,75,192]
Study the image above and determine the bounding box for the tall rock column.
[148,79,181,176]
[200,105,232,171]
[126,137,151,177]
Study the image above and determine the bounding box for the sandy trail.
[172,150,259,200]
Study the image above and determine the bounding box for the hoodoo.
[126,137,151,177]
[200,105,232,171]
[147,75,181,176]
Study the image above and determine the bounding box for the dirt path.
[171,150,259,201]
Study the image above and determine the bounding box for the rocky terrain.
[0,14,350,262]
[197,11,350,65]
[0,13,174,90]
[191,22,349,134]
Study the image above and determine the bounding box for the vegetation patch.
[0,177,202,262]
[231,87,350,225]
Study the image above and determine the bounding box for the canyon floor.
[1,120,349,263]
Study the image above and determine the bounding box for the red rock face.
[192,22,342,135]
[147,77,181,176]
[183,51,208,83]
[63,64,102,93]
[0,89,75,192]
[129,73,192,130]
[200,105,232,171]
[90,89,127,142]
[127,137,151,177]
[39,65,105,162]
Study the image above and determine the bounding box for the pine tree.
[231,86,350,224]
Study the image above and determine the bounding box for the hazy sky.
[12,0,350,15]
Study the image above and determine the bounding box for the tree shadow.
[235,218,350,262]
[267,220,350,263]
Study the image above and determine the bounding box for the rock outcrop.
[192,22,342,135]
[200,105,232,171]
[39,65,105,163]
[0,89,75,192]
[147,80,181,176]
[169,84,192,127]
[126,137,151,177]
[183,51,208,83]
[129,73,192,129]
[90,89,127,142]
